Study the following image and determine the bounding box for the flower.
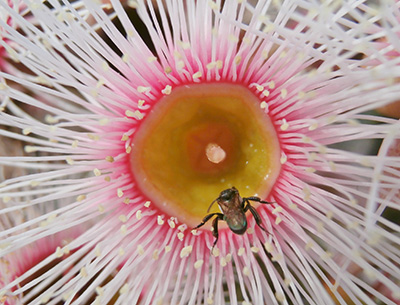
[1,0,400,304]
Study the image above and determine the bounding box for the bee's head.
[219,187,238,202]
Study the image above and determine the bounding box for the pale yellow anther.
[137,86,151,93]
[30,180,40,187]
[165,245,172,253]
[177,232,184,241]
[243,266,250,276]
[144,201,151,208]
[360,157,372,167]
[220,257,227,267]
[298,91,306,99]
[305,241,313,250]
[152,249,159,260]
[168,219,176,228]
[120,225,127,235]
[77,195,86,202]
[262,49,270,59]
[308,152,317,162]
[255,84,264,91]
[93,168,101,176]
[61,245,70,254]
[275,216,282,225]
[122,54,129,63]
[87,133,100,141]
[212,247,220,257]
[321,251,332,261]
[47,213,57,223]
[306,167,316,173]
[119,215,128,223]
[228,34,239,43]
[0,82,9,90]
[119,247,126,256]
[105,156,114,163]
[147,56,157,63]
[262,90,270,97]
[281,88,287,98]
[96,286,104,296]
[279,51,287,58]
[138,99,145,107]
[316,221,324,233]
[280,119,289,131]
[101,61,109,71]
[22,127,32,135]
[234,55,242,65]
[62,291,73,301]
[55,246,63,258]
[117,188,124,198]
[80,267,88,277]
[272,206,283,214]
[208,0,219,10]
[123,197,130,204]
[238,247,245,256]
[260,101,268,109]
[40,293,53,304]
[206,61,217,70]
[272,254,283,262]
[275,292,285,302]
[318,145,327,154]
[308,122,318,130]
[192,71,202,80]
[119,283,129,295]
[251,246,259,253]
[95,245,102,257]
[178,40,191,49]
[157,215,164,225]
[194,259,204,269]
[162,85,172,95]
[176,60,185,70]
[135,210,142,220]
[99,118,109,126]
[177,224,186,232]
[24,146,37,153]
[71,140,78,148]
[280,153,287,164]
[66,157,74,165]
[137,245,144,255]
[347,220,359,230]
[267,81,275,89]
[180,245,193,258]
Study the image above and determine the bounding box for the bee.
[194,186,274,250]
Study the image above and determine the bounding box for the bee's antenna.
[207,198,218,213]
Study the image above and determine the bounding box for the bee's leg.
[244,201,269,233]
[193,213,219,230]
[211,213,224,251]
[244,196,274,205]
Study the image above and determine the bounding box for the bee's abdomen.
[226,214,247,235]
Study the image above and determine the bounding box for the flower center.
[130,83,281,226]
